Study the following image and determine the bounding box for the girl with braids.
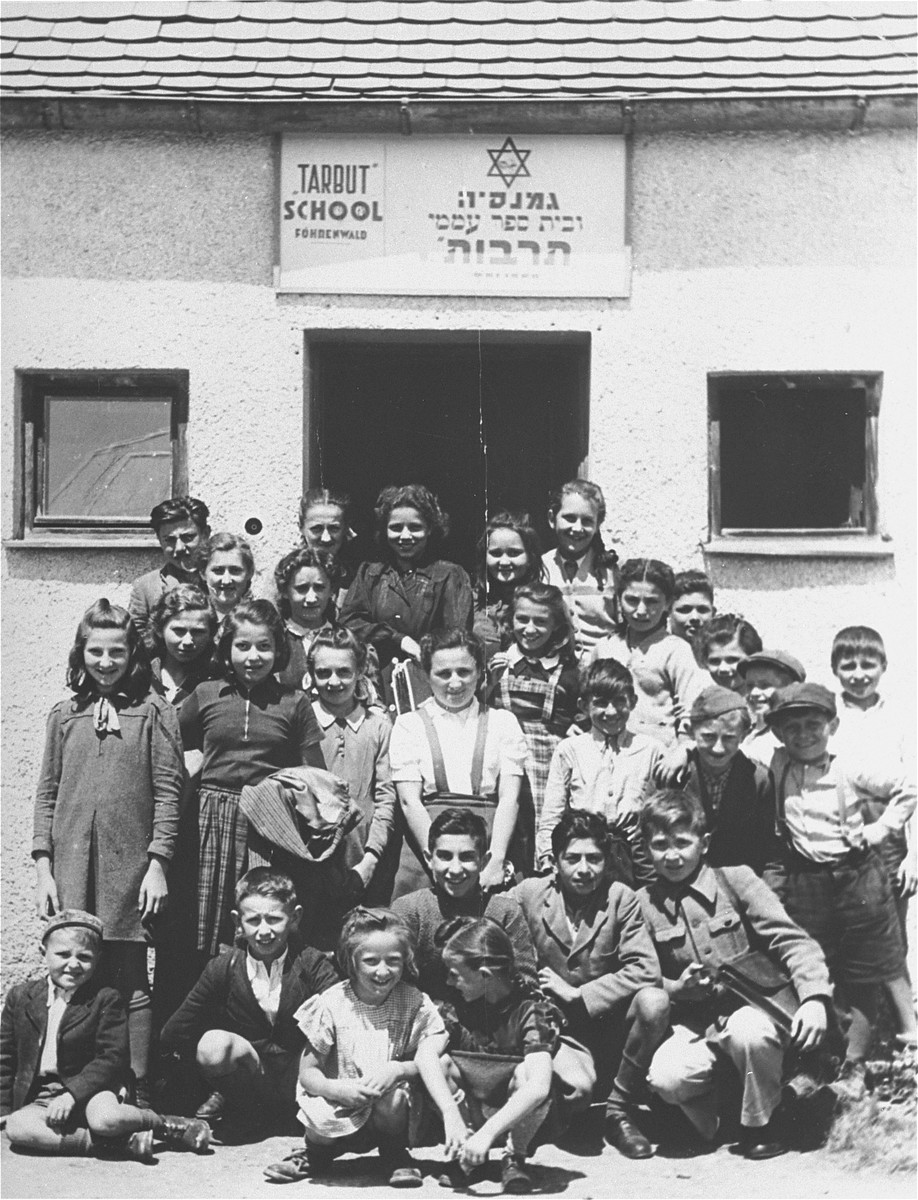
[416,917,561,1193]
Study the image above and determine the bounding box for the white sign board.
[278,135,630,297]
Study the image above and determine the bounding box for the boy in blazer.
[513,811,669,1160]
[2,910,208,1160]
[160,868,338,1134]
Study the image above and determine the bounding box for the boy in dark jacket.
[2,910,208,1160]
[160,868,338,1133]
[677,686,780,874]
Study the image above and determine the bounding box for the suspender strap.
[418,705,449,794]
[418,705,490,796]
[470,707,489,796]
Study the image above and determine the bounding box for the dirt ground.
[3,1109,914,1200]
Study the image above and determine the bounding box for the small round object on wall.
[244,517,264,537]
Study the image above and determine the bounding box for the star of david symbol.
[486,136,531,188]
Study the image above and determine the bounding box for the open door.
[306,333,590,571]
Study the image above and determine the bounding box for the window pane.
[44,397,172,519]
[718,380,866,530]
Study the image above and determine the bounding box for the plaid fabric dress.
[492,658,569,828]
[196,786,247,955]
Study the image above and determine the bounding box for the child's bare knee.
[196,1029,238,1069]
[631,986,671,1032]
[5,1107,42,1146]
[85,1093,128,1139]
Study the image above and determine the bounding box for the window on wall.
[707,372,881,540]
[16,371,188,538]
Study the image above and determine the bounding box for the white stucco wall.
[2,125,915,981]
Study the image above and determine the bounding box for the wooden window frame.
[707,371,882,545]
[15,370,188,540]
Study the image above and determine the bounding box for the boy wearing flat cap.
[737,650,806,768]
[764,682,916,1085]
[1,911,209,1161]
[678,686,779,875]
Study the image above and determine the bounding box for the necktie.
[561,559,578,583]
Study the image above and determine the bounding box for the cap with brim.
[690,685,748,725]
[765,682,837,725]
[736,650,806,683]
[41,909,104,943]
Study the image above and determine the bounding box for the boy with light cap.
[677,685,779,875]
[763,682,916,1087]
[1,911,209,1161]
[737,650,806,767]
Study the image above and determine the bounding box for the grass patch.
[827,1092,917,1174]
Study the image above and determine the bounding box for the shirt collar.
[423,696,479,723]
[285,620,313,640]
[506,643,560,672]
[46,978,74,1006]
[680,863,718,905]
[246,948,288,979]
[313,700,366,731]
[160,561,199,585]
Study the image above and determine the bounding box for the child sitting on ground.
[417,917,563,1194]
[392,808,538,1001]
[264,907,446,1187]
[2,911,208,1162]
[514,812,668,1161]
[536,659,660,883]
[693,614,762,694]
[736,650,805,766]
[669,571,715,645]
[160,868,339,1135]
[638,793,832,1160]
[764,682,917,1085]
[673,686,779,875]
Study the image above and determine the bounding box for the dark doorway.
[306,335,590,572]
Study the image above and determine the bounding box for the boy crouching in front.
[637,793,832,1159]
[1,911,208,1161]
[160,868,339,1135]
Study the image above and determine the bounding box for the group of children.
[1,479,914,1190]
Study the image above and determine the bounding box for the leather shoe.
[195,1090,226,1122]
[604,1109,653,1159]
[738,1125,788,1160]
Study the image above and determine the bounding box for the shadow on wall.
[703,554,897,592]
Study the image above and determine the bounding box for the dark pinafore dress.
[391,705,497,901]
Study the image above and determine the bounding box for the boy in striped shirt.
[763,682,915,1089]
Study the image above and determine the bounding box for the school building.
[1,1,915,981]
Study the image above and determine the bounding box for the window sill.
[4,533,160,551]
[703,535,894,559]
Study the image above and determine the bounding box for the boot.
[158,1115,212,1153]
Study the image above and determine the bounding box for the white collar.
[312,700,366,731]
[423,696,479,723]
[552,546,591,572]
[46,977,74,1006]
[245,948,288,979]
[507,643,560,671]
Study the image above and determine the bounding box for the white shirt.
[39,978,73,1077]
[245,949,288,1023]
[389,698,526,795]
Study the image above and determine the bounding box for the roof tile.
[1,1,914,102]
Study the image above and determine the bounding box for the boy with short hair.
[514,811,669,1159]
[669,571,715,644]
[764,682,916,1076]
[638,793,832,1160]
[677,685,779,875]
[160,868,339,1133]
[536,659,661,883]
[737,650,806,766]
[128,495,211,650]
[1,911,208,1161]
[391,808,538,1000]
